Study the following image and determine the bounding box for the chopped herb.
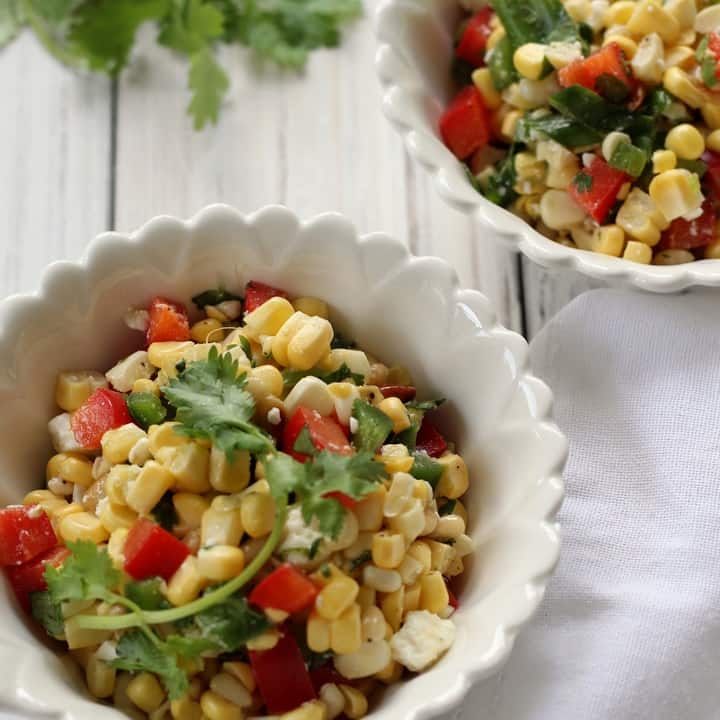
[125,578,170,611]
[30,591,64,638]
[238,336,253,362]
[486,35,517,91]
[293,425,318,457]
[348,550,372,572]
[483,146,519,207]
[282,363,364,392]
[573,172,593,193]
[405,398,445,412]
[439,499,457,517]
[306,649,334,671]
[192,596,270,652]
[191,288,241,309]
[491,0,581,50]
[595,73,630,103]
[515,112,603,149]
[152,492,179,532]
[330,333,357,350]
[351,400,393,454]
[549,85,635,134]
[308,537,324,560]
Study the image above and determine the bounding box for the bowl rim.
[0,204,567,720]
[374,0,720,293]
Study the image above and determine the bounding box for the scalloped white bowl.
[0,205,566,720]
[375,0,720,292]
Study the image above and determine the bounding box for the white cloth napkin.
[463,287,720,720]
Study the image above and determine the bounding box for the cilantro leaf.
[439,499,457,516]
[405,398,445,412]
[158,0,224,54]
[152,491,179,531]
[293,425,319,456]
[192,596,270,651]
[187,47,229,130]
[262,451,307,504]
[125,578,171,611]
[30,591,65,638]
[191,287,241,309]
[282,363,364,392]
[45,541,120,604]
[348,549,372,572]
[0,0,25,48]
[162,347,274,457]
[351,400,392,453]
[163,634,221,657]
[300,495,348,538]
[111,630,189,700]
[573,172,593,193]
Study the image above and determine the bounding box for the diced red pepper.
[379,385,417,402]
[455,8,494,67]
[123,518,190,581]
[71,388,132,450]
[244,281,289,314]
[568,156,628,224]
[147,296,191,345]
[440,86,491,160]
[415,417,448,458]
[447,587,459,610]
[283,407,352,462]
[0,506,57,568]
[309,664,347,693]
[4,546,69,611]
[659,199,716,250]
[323,491,356,509]
[709,32,720,80]
[703,150,720,199]
[249,631,316,714]
[558,43,634,96]
[249,564,319,614]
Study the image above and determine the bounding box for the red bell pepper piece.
[568,157,628,224]
[249,631,316,714]
[659,200,716,250]
[559,43,634,96]
[147,296,191,345]
[323,491,356,509]
[415,417,448,458]
[4,546,70,611]
[708,32,720,81]
[440,86,491,160]
[455,8,494,67]
[249,564,319,614]
[0,506,57,567]
[244,281,289,313]
[703,150,720,199]
[379,385,417,402]
[447,587,459,610]
[283,407,352,462]
[71,388,132,450]
[123,518,190,581]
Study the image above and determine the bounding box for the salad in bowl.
[0,206,566,720]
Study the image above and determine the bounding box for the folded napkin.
[463,288,720,720]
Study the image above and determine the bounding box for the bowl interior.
[0,207,564,719]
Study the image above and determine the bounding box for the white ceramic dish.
[375,0,720,292]
[0,205,566,720]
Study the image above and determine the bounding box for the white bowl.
[0,205,566,720]
[375,0,720,292]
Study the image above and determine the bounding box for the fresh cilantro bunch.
[0,0,362,129]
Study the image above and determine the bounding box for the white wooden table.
[0,7,598,340]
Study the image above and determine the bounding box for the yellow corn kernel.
[338,685,368,720]
[281,700,327,720]
[471,68,502,110]
[64,615,111,649]
[198,545,246,582]
[603,34,637,59]
[665,0,695,27]
[86,655,116,698]
[375,444,414,474]
[375,659,403,684]
[287,315,334,371]
[316,576,359,621]
[23,489,65,514]
[99,501,137,533]
[292,297,329,318]
[628,0,680,44]
[201,506,244,547]
[245,369,282,408]
[623,240,653,264]
[246,629,280,651]
[435,454,469,499]
[148,341,195,373]
[371,531,405,570]
[125,460,174,514]
[663,67,706,109]
[108,527,129,568]
[654,249,695,265]
[311,562,346,586]
[499,110,522,142]
[375,397,410,434]
[707,130,720,154]
[406,540,431,572]
[403,582,422,615]
[362,565,402,594]
[223,662,256,693]
[190,318,224,343]
[351,487,385,533]
[200,691,243,720]
[46,452,94,488]
[702,102,720,131]
[604,1,636,26]
[236,491,273,539]
[51,500,84,523]
[486,25,505,51]
[616,188,665,246]
[104,465,140,506]
[161,442,210,493]
[665,124,705,160]
[388,499,425,544]
[649,169,704,222]
[321,348,371,383]
[360,606,386,644]
[419,571,449,614]
[148,422,190,455]
[210,672,253,709]
[356,586,376,611]
[55,370,106,412]
[652,150,677,174]
[320,684,345,720]
[308,610,332,652]
[171,696,203,720]
[167,556,206,606]
[595,224,625,258]
[331,603,362,655]
[101,424,147,465]
[127,672,166,713]
[664,45,695,70]
[380,586,405,632]
[132,377,159,396]
[173,492,210,531]
[208,446,250,493]
[426,539,455,575]
[706,239,720,259]
[59,510,109,544]
[513,43,548,80]
[245,296,295,338]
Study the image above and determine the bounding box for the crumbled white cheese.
[92,456,112,481]
[105,350,152,392]
[266,407,282,426]
[390,610,456,672]
[349,417,359,435]
[124,308,150,332]
[48,413,84,453]
[95,496,109,519]
[48,477,73,496]
[26,505,43,518]
[128,436,151,466]
[72,482,85,504]
[277,507,331,568]
[94,641,118,662]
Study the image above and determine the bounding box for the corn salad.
[442,0,720,264]
[0,280,474,720]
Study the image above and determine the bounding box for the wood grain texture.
[0,32,111,296]
[113,12,525,332]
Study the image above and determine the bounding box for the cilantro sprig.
[2,0,362,130]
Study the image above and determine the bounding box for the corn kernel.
[210,672,253,708]
[603,34,637,59]
[282,700,327,720]
[403,582,422,615]
[320,683,346,720]
[664,45,695,70]
[240,491,275,538]
[500,110,523,142]
[380,586,405,632]
[132,377,159,396]
[623,240,653,264]
[101,424,147,465]
[148,422,190,454]
[292,297,329,318]
[246,629,280,651]
[55,371,106,412]
[426,539,455,574]
[167,556,206,606]
[705,238,720,259]
[435,454,469,499]
[695,4,720,32]
[665,124,705,160]
[376,397,411,434]
[652,150,677,174]
[356,586,376,609]
[200,691,243,720]
[171,696,203,720]
[160,442,210,493]
[173,493,210,531]
[125,460,175,514]
[371,531,405,570]
[127,672,165,713]
[375,659,403,684]
[702,102,720,131]
[316,576,359,621]
[197,545,246,582]
[594,225,625,257]
[223,662,256,693]
[339,685,368,720]
[604,0,635,25]
[321,349,371,383]
[286,315,334,371]
[64,615,111,649]
[616,188,665,246]
[189,318,222,343]
[201,506,244,547]
[108,527,129,568]
[486,25,505,51]
[649,169,704,222]
[663,67,706,109]
[245,296,295,339]
[362,565,402,593]
[387,499,425,544]
[46,452,94,488]
[654,249,695,265]
[419,571,449,614]
[308,610,332,652]
[147,341,195,373]
[376,445,414,475]
[99,501,137,533]
[471,68,502,109]
[208,446,250,493]
[59,510,109,544]
[331,603,362,655]
[353,487,386,532]
[86,655,116,698]
[513,43,548,80]
[628,0,680,43]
